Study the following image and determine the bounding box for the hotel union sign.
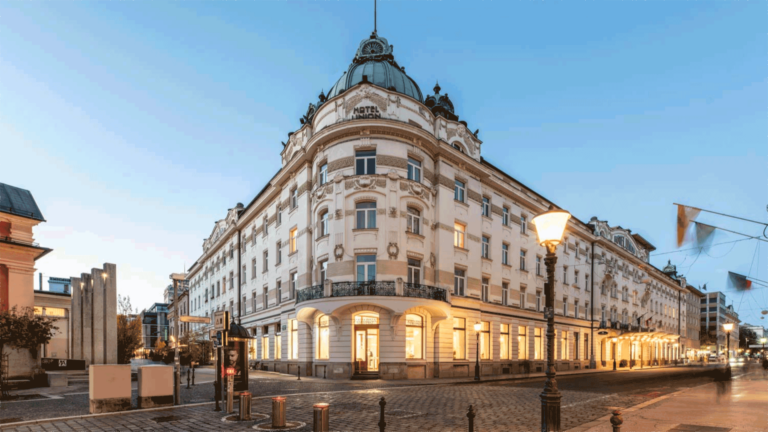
[352,106,382,119]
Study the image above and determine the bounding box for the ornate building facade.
[186,32,693,379]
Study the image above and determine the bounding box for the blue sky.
[1,1,766,325]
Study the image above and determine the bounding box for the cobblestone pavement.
[0,366,734,431]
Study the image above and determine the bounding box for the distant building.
[34,289,71,359]
[47,276,71,294]
[167,278,191,341]
[139,302,169,352]
[700,291,740,358]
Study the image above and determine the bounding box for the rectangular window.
[482,236,490,259]
[319,210,330,237]
[356,254,376,282]
[291,188,298,209]
[575,242,580,259]
[276,242,282,265]
[502,243,509,265]
[536,291,542,312]
[263,288,268,309]
[252,258,257,278]
[575,271,579,285]
[264,216,269,235]
[290,272,297,299]
[264,250,269,270]
[453,318,466,360]
[574,300,580,318]
[405,314,423,359]
[520,286,526,309]
[534,327,543,360]
[318,316,330,359]
[252,228,257,245]
[481,278,489,302]
[502,207,509,226]
[480,321,490,360]
[454,268,466,296]
[275,326,282,360]
[518,326,528,360]
[563,267,568,284]
[502,282,509,306]
[482,197,491,217]
[407,258,421,284]
[320,260,327,285]
[520,250,526,271]
[536,256,542,276]
[574,332,580,360]
[584,334,589,360]
[500,324,510,360]
[276,281,282,305]
[356,202,377,229]
[290,319,299,360]
[521,216,527,234]
[355,150,376,175]
[454,222,466,248]
[252,292,257,311]
[563,300,568,317]
[290,228,298,253]
[277,206,282,226]
[406,207,421,235]
[319,163,328,185]
[407,157,422,182]
[454,180,465,202]
[262,332,269,360]
[242,265,246,284]
[222,277,227,294]
[560,330,568,360]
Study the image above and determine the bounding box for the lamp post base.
[540,390,562,432]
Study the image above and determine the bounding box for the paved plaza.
[0,365,753,431]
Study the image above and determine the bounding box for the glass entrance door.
[354,328,379,373]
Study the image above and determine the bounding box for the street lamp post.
[761,338,767,359]
[612,338,617,371]
[474,322,482,381]
[533,205,571,432]
[723,322,733,369]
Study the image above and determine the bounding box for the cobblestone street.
[0,366,738,431]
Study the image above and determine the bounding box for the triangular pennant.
[694,222,717,251]
[676,205,701,247]
[727,271,752,291]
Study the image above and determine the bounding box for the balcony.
[296,281,448,304]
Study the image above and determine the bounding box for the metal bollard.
[214,381,222,412]
[187,368,191,389]
[239,392,252,421]
[323,366,327,379]
[272,397,287,428]
[313,402,330,432]
[378,397,386,432]
[610,409,623,432]
[298,366,301,381]
[467,405,475,432]
[192,365,196,386]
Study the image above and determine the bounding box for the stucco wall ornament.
[387,242,399,260]
[388,207,398,218]
[334,244,344,261]
[429,253,436,268]
[346,176,381,191]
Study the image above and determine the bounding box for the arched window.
[406,207,421,235]
[613,235,625,247]
[318,316,330,359]
[405,314,424,359]
[319,210,330,237]
[356,202,377,229]
[452,143,463,153]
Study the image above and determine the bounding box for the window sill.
[454,199,469,208]
[520,232,529,237]
[406,231,424,239]
[289,206,298,214]
[454,246,469,252]
[482,257,492,262]
[288,251,298,257]
[482,215,493,222]
[520,269,529,273]
[353,228,379,232]
[315,234,330,242]
[502,263,512,269]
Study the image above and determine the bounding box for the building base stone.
[137,395,173,409]
[89,397,131,414]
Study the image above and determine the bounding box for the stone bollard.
[272,396,287,428]
[313,402,330,432]
[239,392,252,421]
[467,405,475,432]
[298,366,301,381]
[610,409,623,432]
[378,397,386,432]
[137,365,174,409]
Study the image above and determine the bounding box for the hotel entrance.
[354,313,379,374]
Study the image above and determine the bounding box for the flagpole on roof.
[673,203,768,227]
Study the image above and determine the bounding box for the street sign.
[544,307,554,319]
[180,315,211,324]
[214,311,230,331]
[216,331,222,344]
[213,339,219,348]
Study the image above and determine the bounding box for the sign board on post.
[214,311,230,331]
[180,315,211,324]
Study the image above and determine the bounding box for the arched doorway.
[354,312,379,375]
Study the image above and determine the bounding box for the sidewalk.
[569,370,768,432]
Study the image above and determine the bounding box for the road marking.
[562,393,618,408]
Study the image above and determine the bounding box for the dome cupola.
[424,80,459,121]
[326,32,423,102]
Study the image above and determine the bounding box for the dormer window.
[614,235,624,247]
[452,143,463,153]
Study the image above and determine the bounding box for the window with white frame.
[502,207,510,226]
[481,278,489,302]
[502,243,509,265]
[356,255,376,282]
[454,268,466,296]
[563,266,568,284]
[290,272,297,299]
[482,197,491,217]
[520,286,526,309]
[276,280,282,305]
[563,299,568,316]
[355,150,376,175]
[536,291,542,312]
[481,236,490,259]
[574,300,580,318]
[277,206,282,226]
[319,210,330,237]
[536,256,542,276]
[520,250,527,271]
[575,242,580,259]
[291,188,298,209]
[319,260,327,285]
[356,202,377,229]
[502,282,509,306]
[407,258,421,284]
[407,157,421,182]
[521,215,527,234]
[263,216,268,235]
[276,241,282,265]
[263,250,268,270]
[575,270,579,285]
[454,222,466,248]
[319,163,328,185]
[454,179,465,202]
[406,207,421,235]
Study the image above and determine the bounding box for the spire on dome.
[434,81,441,94]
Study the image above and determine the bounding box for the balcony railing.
[332,281,396,298]
[295,281,448,304]
[403,283,447,302]
[0,235,39,247]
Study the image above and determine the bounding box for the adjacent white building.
[185,31,692,379]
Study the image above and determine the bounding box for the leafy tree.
[0,306,59,361]
[116,295,142,364]
[739,326,757,350]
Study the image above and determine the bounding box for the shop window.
[500,324,509,360]
[534,327,543,360]
[405,314,424,359]
[318,316,330,359]
[453,317,466,360]
[275,324,282,360]
[480,321,490,360]
[518,326,528,360]
[290,319,298,360]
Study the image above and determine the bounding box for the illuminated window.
[534,327,543,360]
[289,320,298,360]
[405,314,423,359]
[453,317,466,360]
[289,228,298,254]
[500,324,509,360]
[454,222,466,248]
[480,321,490,360]
[262,327,269,360]
[318,316,330,359]
[560,330,568,360]
[518,326,528,360]
[275,324,282,360]
[33,306,43,316]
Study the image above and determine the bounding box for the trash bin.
[239,392,252,421]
